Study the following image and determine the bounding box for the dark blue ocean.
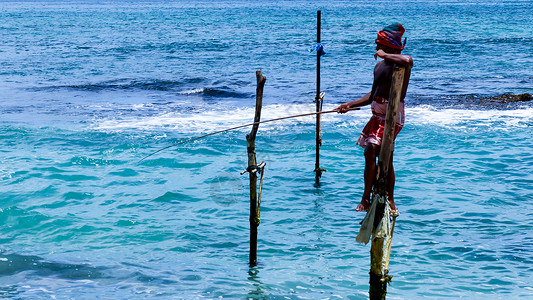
[1,0,532,299]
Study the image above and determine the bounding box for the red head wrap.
[376,23,405,50]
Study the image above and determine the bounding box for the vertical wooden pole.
[369,65,405,299]
[377,65,405,184]
[247,70,266,267]
[314,10,322,184]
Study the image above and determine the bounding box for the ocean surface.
[1,0,532,299]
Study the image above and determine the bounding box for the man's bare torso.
[372,60,411,101]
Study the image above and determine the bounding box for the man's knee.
[364,143,378,159]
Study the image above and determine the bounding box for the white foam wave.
[178,88,205,95]
[407,105,533,129]
[92,103,532,133]
[93,103,356,132]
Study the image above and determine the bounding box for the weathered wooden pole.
[369,65,405,299]
[246,70,266,267]
[314,10,323,184]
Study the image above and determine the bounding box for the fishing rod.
[139,107,360,162]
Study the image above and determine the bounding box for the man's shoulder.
[375,60,394,72]
[374,60,387,70]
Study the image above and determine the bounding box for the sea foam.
[92,103,532,133]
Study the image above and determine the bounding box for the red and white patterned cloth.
[356,96,405,149]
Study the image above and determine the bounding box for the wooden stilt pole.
[314,10,323,185]
[247,70,266,267]
[369,65,405,299]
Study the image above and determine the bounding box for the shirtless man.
[335,23,413,214]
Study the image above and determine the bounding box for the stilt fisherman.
[335,23,413,214]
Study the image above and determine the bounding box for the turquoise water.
[1,1,533,299]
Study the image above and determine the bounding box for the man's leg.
[357,143,378,211]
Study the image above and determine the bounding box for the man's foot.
[356,198,371,212]
[390,206,399,217]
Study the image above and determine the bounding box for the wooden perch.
[369,65,405,299]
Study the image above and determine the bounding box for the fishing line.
[139,107,360,162]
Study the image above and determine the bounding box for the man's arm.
[374,50,413,68]
[335,92,372,113]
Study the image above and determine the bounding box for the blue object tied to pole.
[309,43,326,56]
